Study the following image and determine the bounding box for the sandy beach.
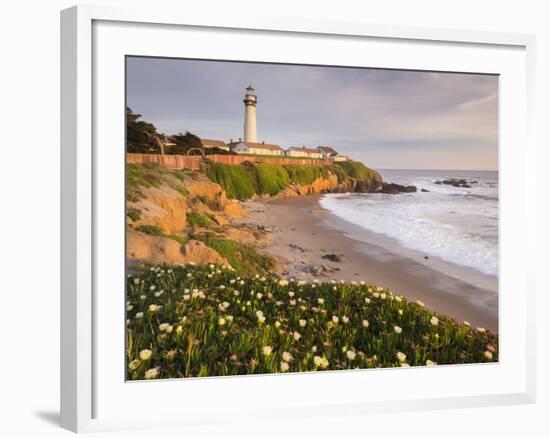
[238,195,498,332]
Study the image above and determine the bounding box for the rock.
[421,189,430,192]
[126,231,230,267]
[424,256,429,260]
[322,253,342,263]
[377,182,417,194]
[433,178,475,188]
[290,243,305,253]
[224,200,246,218]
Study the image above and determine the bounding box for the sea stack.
[243,85,258,143]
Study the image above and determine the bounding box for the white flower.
[426,360,437,366]
[430,316,439,326]
[218,317,226,326]
[395,296,402,302]
[140,295,146,300]
[183,294,191,301]
[311,346,317,352]
[317,298,325,305]
[400,363,410,367]
[415,300,425,307]
[377,287,383,292]
[279,279,289,286]
[262,346,273,356]
[342,316,349,324]
[159,323,171,332]
[289,299,296,306]
[280,361,289,372]
[226,315,234,323]
[139,349,152,360]
[144,368,158,379]
[314,355,329,368]
[380,293,387,300]
[332,316,339,324]
[127,304,134,312]
[398,309,403,315]
[176,325,183,334]
[234,290,240,296]
[256,293,263,299]
[373,292,380,298]
[154,290,164,297]
[484,351,493,359]
[128,359,141,371]
[149,285,156,291]
[365,298,371,304]
[396,351,407,362]
[463,321,471,326]
[362,319,370,328]
[275,321,281,328]
[148,304,159,312]
[293,331,301,341]
[476,327,486,333]
[282,351,293,362]
[288,291,295,297]
[257,315,266,324]
[346,350,356,360]
[133,278,140,285]
[135,312,144,319]
[393,325,402,334]
[299,319,307,327]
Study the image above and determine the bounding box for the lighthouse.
[243,85,257,143]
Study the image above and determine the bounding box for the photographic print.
[125,57,498,380]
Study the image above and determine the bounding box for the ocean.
[319,169,499,280]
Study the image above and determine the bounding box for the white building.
[316,146,338,159]
[243,85,258,143]
[333,154,349,162]
[229,141,284,156]
[285,146,322,159]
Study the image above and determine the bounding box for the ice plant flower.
[426,360,437,366]
[396,351,407,362]
[299,319,307,327]
[139,349,152,361]
[342,316,350,324]
[362,319,370,328]
[293,331,301,341]
[476,327,486,333]
[262,346,273,356]
[218,317,226,326]
[463,321,471,326]
[280,361,290,372]
[135,312,144,319]
[394,325,403,334]
[346,350,356,360]
[332,316,339,324]
[282,351,293,362]
[128,359,141,371]
[415,300,425,307]
[148,304,159,312]
[484,351,493,359]
[430,316,439,326]
[144,368,159,379]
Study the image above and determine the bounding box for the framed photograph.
[61,5,536,432]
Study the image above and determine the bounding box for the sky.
[126,56,498,170]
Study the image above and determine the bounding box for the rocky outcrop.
[377,182,417,194]
[434,178,476,188]
[127,231,229,266]
[275,171,383,199]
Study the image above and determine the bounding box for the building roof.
[288,146,322,154]
[316,146,338,155]
[201,138,228,148]
[231,142,283,151]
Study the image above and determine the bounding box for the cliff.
[126,160,382,273]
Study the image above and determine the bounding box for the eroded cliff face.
[127,170,247,266]
[275,170,383,199]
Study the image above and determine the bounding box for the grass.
[187,211,213,229]
[126,263,499,380]
[202,237,276,276]
[127,163,189,200]
[127,208,141,222]
[205,161,379,200]
[136,224,165,236]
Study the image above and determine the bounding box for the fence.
[127,153,334,169]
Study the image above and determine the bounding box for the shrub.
[187,211,213,228]
[127,208,141,222]
[203,237,275,276]
[136,224,165,236]
[206,162,256,200]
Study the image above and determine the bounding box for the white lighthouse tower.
[243,85,258,143]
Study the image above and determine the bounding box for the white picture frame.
[60,5,536,433]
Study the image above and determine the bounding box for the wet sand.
[238,195,498,332]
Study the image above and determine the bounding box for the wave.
[319,192,498,277]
